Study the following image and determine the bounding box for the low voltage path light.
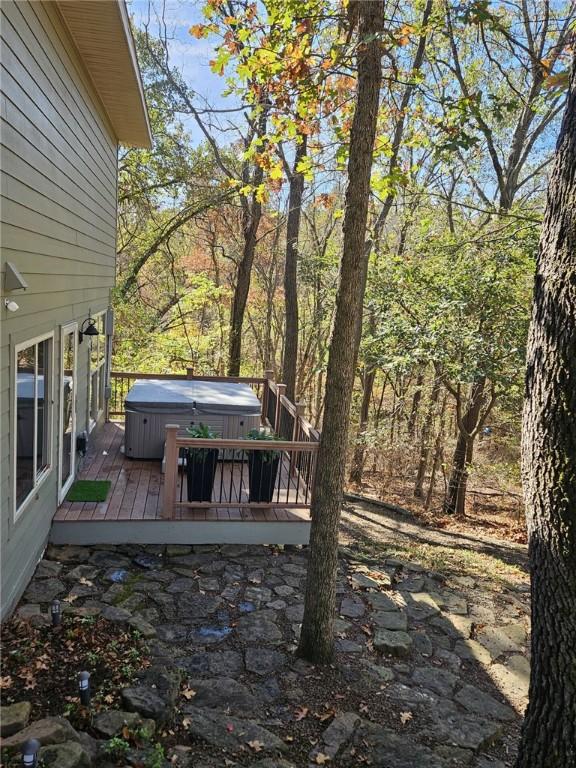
[51,599,61,627]
[78,671,91,706]
[21,738,40,767]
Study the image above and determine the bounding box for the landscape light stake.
[78,670,91,706]
[21,738,40,767]
[51,599,61,627]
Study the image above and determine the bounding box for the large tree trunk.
[228,189,263,376]
[515,58,576,768]
[297,0,384,665]
[444,376,486,516]
[228,109,268,376]
[282,136,308,401]
[348,0,432,480]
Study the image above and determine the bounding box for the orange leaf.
[190,24,207,39]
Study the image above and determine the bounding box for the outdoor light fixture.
[4,299,19,312]
[79,317,99,344]
[21,738,40,767]
[78,670,91,706]
[51,599,61,627]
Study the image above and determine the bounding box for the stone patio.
[1,541,530,767]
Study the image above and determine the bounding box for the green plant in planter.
[186,422,220,503]
[245,429,284,503]
[186,422,219,454]
[245,428,283,462]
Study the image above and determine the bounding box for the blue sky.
[128,0,238,143]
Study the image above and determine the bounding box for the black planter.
[248,452,280,503]
[187,448,219,502]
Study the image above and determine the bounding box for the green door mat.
[66,480,111,502]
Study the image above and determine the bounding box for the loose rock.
[181,709,287,753]
[374,629,413,657]
[38,740,90,768]
[0,701,32,737]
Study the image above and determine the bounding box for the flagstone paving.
[2,537,530,767]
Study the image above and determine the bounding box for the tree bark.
[515,57,576,768]
[228,172,264,376]
[297,0,384,665]
[282,136,308,401]
[227,121,266,376]
[348,0,433,481]
[443,377,486,516]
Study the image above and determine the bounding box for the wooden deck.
[51,422,311,545]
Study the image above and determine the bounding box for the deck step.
[49,519,311,546]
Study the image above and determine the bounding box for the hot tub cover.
[124,379,261,416]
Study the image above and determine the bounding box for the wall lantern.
[79,317,99,344]
[78,670,91,706]
[21,738,40,767]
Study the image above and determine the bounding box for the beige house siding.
[0,0,119,618]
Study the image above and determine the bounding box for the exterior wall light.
[4,299,19,312]
[51,599,61,627]
[79,317,99,344]
[78,670,91,706]
[21,738,40,767]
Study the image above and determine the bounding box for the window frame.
[13,331,55,521]
[58,322,78,503]
[88,311,106,432]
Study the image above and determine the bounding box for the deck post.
[186,368,194,379]
[162,425,180,519]
[275,383,286,435]
[291,402,306,477]
[262,370,274,426]
[292,402,306,441]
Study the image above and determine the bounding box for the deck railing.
[108,368,321,517]
[109,369,320,441]
[162,429,318,518]
[108,371,189,418]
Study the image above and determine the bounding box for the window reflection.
[16,346,35,507]
[62,332,75,486]
[15,337,52,511]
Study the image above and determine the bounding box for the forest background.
[115,0,575,541]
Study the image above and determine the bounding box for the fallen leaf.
[181,687,196,700]
[400,711,413,725]
[315,754,331,765]
[294,705,309,721]
[247,739,264,752]
[182,717,192,728]
[226,723,234,732]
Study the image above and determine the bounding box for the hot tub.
[123,379,262,459]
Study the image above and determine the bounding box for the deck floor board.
[54,422,310,524]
